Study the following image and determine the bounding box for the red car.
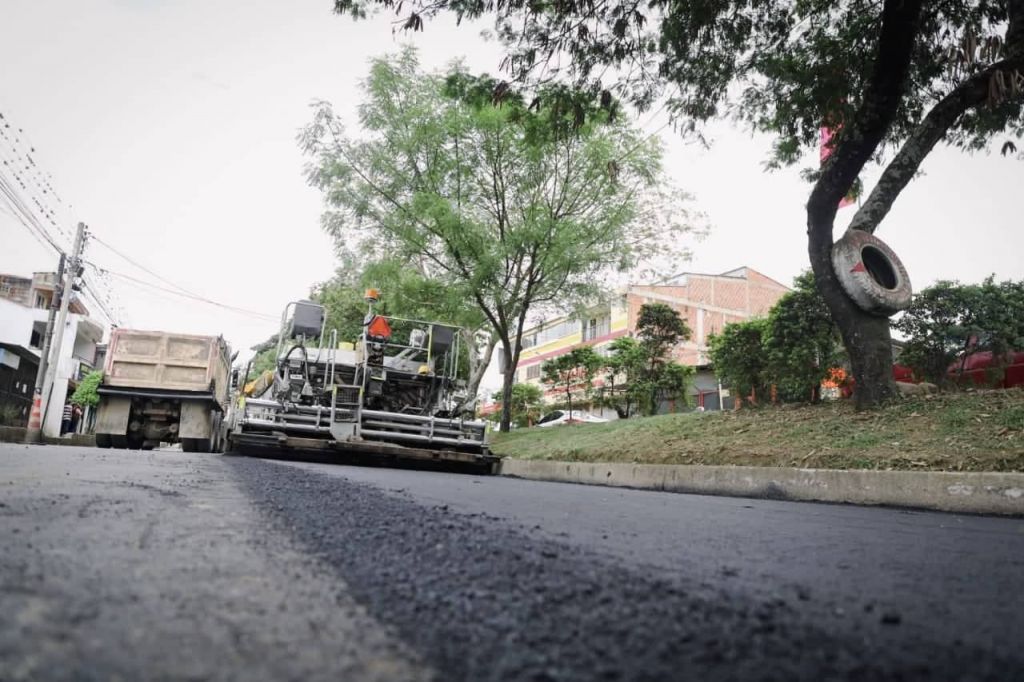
[948,351,1024,389]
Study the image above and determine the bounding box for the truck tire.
[95,433,112,449]
[831,230,912,316]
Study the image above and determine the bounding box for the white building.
[0,272,105,436]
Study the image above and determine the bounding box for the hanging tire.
[831,230,912,316]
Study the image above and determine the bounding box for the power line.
[88,233,205,300]
[80,278,120,326]
[85,261,278,321]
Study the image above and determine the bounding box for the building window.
[30,329,42,349]
[582,314,610,341]
[529,319,580,347]
[526,364,541,380]
[34,293,47,309]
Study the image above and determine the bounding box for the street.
[1,444,1022,681]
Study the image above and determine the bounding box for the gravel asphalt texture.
[2,443,1022,681]
[232,457,1023,682]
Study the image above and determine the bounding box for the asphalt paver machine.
[228,294,497,472]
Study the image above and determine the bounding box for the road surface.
[1,443,1022,681]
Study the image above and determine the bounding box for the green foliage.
[249,346,278,375]
[762,273,841,403]
[302,48,698,431]
[604,303,693,416]
[542,345,603,417]
[894,278,1024,386]
[333,1,1024,165]
[70,371,103,408]
[892,281,976,385]
[710,274,839,404]
[708,319,769,401]
[636,302,691,365]
[603,336,648,418]
[492,382,544,428]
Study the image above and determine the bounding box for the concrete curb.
[497,459,1024,516]
[0,426,95,447]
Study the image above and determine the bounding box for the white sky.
[2,0,1022,393]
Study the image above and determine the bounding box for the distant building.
[514,267,790,413]
[0,271,104,435]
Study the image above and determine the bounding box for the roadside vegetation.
[491,388,1024,472]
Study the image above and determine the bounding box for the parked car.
[536,410,609,427]
[948,351,1024,389]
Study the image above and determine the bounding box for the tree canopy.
[763,273,841,402]
[542,345,603,417]
[894,277,1024,385]
[329,0,1024,408]
[708,319,769,403]
[602,303,693,416]
[301,49,697,430]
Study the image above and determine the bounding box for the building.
[513,267,790,413]
[0,271,104,435]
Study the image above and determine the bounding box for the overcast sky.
[2,0,1022,391]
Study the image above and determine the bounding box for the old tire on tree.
[831,230,912,316]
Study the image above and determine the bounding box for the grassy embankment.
[490,388,1024,472]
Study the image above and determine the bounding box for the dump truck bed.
[103,329,230,406]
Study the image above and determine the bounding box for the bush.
[70,371,103,408]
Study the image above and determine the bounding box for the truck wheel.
[95,434,112,449]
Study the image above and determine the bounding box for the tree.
[542,345,603,418]
[70,371,103,408]
[302,49,695,431]
[602,304,692,416]
[893,281,978,386]
[763,273,841,403]
[492,382,544,427]
[894,278,1024,385]
[708,320,769,404]
[634,303,692,414]
[603,336,647,418]
[332,0,1024,408]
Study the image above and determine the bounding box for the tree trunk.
[499,346,515,432]
[463,330,498,404]
[808,212,896,409]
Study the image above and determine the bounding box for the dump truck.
[94,329,232,452]
[228,298,498,473]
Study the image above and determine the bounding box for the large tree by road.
[330,0,1024,407]
[301,50,695,430]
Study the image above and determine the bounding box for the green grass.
[491,387,1024,472]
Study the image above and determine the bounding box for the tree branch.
[807,0,925,227]
[849,7,1024,233]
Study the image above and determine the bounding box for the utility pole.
[24,254,66,443]
[31,222,86,441]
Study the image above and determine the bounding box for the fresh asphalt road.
[2,443,1023,681]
